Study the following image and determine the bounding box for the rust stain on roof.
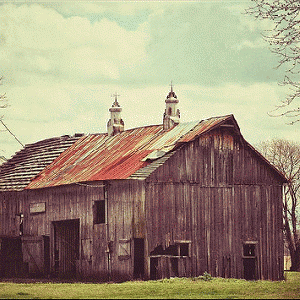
[26,115,235,189]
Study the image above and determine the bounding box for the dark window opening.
[179,243,189,256]
[150,245,164,256]
[165,245,178,256]
[243,244,255,257]
[150,241,191,257]
[93,200,105,224]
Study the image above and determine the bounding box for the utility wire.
[0,119,24,147]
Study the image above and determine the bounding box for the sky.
[0,0,299,159]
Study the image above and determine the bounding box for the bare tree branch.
[246,0,300,124]
[0,77,8,120]
[256,139,300,270]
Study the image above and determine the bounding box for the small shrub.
[194,271,213,281]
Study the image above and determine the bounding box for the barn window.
[93,200,105,224]
[174,240,191,257]
[243,241,258,257]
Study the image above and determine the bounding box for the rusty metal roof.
[0,134,83,191]
[27,115,235,189]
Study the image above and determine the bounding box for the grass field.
[0,272,299,299]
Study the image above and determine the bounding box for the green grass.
[0,272,300,299]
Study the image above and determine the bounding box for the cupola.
[163,82,180,130]
[107,93,124,136]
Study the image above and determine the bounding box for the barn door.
[133,238,144,279]
[0,237,24,277]
[243,242,257,280]
[53,219,79,277]
[22,235,50,276]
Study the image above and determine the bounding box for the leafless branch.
[256,138,300,270]
[246,0,300,124]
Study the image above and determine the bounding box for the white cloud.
[1,80,299,159]
[0,1,298,161]
[0,3,150,83]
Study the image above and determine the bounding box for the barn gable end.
[143,121,285,280]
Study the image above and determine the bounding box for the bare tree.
[246,0,300,124]
[257,139,300,271]
[0,77,8,120]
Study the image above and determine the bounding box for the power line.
[0,119,24,147]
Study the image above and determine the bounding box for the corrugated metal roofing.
[178,115,236,143]
[0,134,83,191]
[27,115,235,189]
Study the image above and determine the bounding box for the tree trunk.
[290,242,300,271]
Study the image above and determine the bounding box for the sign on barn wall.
[30,202,46,214]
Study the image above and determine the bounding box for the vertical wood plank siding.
[0,180,146,280]
[0,191,26,236]
[107,180,145,281]
[0,184,109,278]
[0,126,284,281]
[145,128,284,280]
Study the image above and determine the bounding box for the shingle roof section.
[26,115,235,189]
[0,134,83,191]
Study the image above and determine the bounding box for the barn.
[0,88,287,281]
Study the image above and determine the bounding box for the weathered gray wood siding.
[0,184,108,277]
[0,180,146,280]
[145,127,284,280]
[106,179,146,280]
[0,191,26,237]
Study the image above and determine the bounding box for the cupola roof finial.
[167,81,177,99]
[107,92,124,136]
[111,92,120,107]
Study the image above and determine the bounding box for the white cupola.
[163,82,180,130]
[107,93,124,136]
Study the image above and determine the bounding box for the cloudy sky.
[0,0,299,159]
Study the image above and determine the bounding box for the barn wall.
[30,183,108,278]
[0,191,26,237]
[145,127,284,280]
[0,184,109,278]
[0,180,147,280]
[106,179,146,281]
[150,128,284,186]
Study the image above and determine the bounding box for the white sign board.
[30,202,46,214]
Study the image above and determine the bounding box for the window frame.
[93,200,106,225]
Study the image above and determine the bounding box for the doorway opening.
[133,238,144,279]
[243,242,257,280]
[150,256,159,280]
[53,219,79,278]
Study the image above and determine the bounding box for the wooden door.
[53,219,79,277]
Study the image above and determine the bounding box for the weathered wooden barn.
[0,134,82,277]
[0,88,287,281]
